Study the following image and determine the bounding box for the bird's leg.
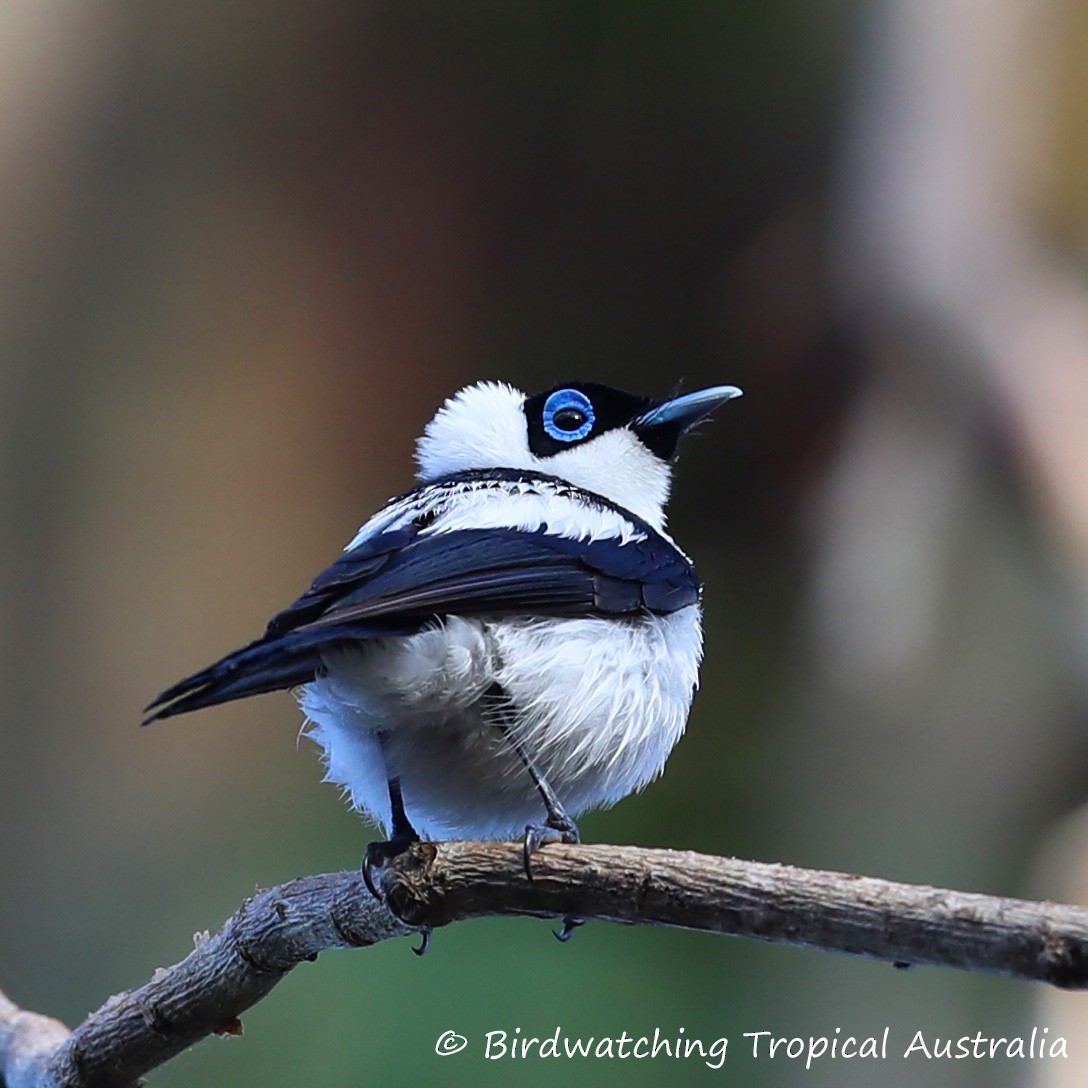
[483,685,584,938]
[516,749,581,870]
[362,776,431,953]
[388,774,418,842]
[489,714,580,862]
[496,720,585,940]
[363,730,422,904]
[362,774,421,898]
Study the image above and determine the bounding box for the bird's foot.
[362,835,431,955]
[362,833,419,900]
[521,815,584,941]
[522,814,580,880]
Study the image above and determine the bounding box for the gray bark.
[3,842,1087,1088]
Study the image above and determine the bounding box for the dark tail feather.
[142,622,411,723]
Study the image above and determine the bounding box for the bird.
[145,379,741,918]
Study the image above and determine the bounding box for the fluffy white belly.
[300,605,702,841]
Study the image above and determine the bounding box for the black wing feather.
[145,523,698,723]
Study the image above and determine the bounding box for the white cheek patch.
[546,429,672,532]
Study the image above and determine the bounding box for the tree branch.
[3,842,1088,1087]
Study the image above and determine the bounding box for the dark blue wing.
[267,526,697,633]
[144,524,698,722]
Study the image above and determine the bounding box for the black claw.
[362,852,381,900]
[553,916,585,942]
[361,835,418,901]
[522,824,561,879]
[412,927,432,956]
[521,816,580,880]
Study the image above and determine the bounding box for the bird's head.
[414,381,742,529]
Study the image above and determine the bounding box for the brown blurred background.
[3,3,1088,1086]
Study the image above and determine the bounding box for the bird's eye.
[542,389,595,443]
[553,407,586,431]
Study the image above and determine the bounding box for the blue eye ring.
[542,388,595,443]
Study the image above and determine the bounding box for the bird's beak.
[635,385,743,434]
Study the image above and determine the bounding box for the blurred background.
[3,2,1088,1086]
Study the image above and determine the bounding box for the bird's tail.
[142,622,401,723]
